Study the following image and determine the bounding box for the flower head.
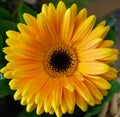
[1,1,118,117]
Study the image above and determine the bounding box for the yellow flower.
[1,1,118,117]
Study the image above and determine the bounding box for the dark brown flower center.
[49,50,72,72]
[45,44,77,77]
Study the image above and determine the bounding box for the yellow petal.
[60,76,74,92]
[73,77,95,105]
[35,78,55,104]
[51,79,62,109]
[47,3,57,31]
[54,107,62,117]
[26,102,36,112]
[60,8,74,44]
[101,54,118,63]
[44,94,52,113]
[61,91,69,114]
[37,13,57,45]
[81,26,110,45]
[21,97,27,105]
[78,62,109,75]
[23,13,40,33]
[63,88,75,113]
[96,21,106,27]
[90,26,110,40]
[74,38,102,50]
[78,48,112,61]
[56,1,66,34]
[6,30,20,39]
[17,23,35,35]
[101,67,118,80]
[74,71,84,81]
[99,40,114,47]
[36,103,44,115]
[99,89,108,96]
[3,70,12,78]
[72,15,96,42]
[70,3,77,18]
[74,8,87,30]
[89,77,111,89]
[84,79,103,100]
[11,45,43,60]
[22,72,49,97]
[9,77,30,90]
[75,92,88,111]
[14,89,23,100]
[12,63,43,77]
[41,4,48,16]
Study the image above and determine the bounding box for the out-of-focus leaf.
[106,17,116,27]
[18,109,42,117]
[0,19,17,40]
[84,80,120,117]
[0,20,17,68]
[0,75,14,97]
[46,0,91,8]
[105,27,117,43]
[0,7,17,22]
[18,3,37,23]
[0,35,6,69]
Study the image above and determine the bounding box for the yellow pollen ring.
[44,44,78,77]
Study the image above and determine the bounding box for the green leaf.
[0,7,17,22]
[0,35,6,69]
[105,17,116,27]
[0,19,17,40]
[84,80,120,117]
[46,0,91,8]
[18,109,42,117]
[105,27,117,43]
[105,17,117,43]
[0,75,14,97]
[18,3,37,23]
[0,20,17,68]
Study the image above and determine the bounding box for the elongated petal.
[70,4,77,18]
[72,15,96,42]
[78,48,112,61]
[89,77,111,89]
[22,72,49,97]
[99,40,114,47]
[26,102,36,112]
[72,77,95,105]
[84,79,103,100]
[23,13,39,33]
[75,92,88,111]
[56,1,66,34]
[51,79,62,109]
[60,8,74,43]
[74,8,87,30]
[74,38,102,50]
[78,62,109,75]
[60,76,74,92]
[44,94,53,112]
[35,78,56,104]
[101,67,118,80]
[37,13,57,45]
[12,63,44,77]
[63,88,75,113]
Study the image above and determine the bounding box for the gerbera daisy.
[1,1,118,117]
